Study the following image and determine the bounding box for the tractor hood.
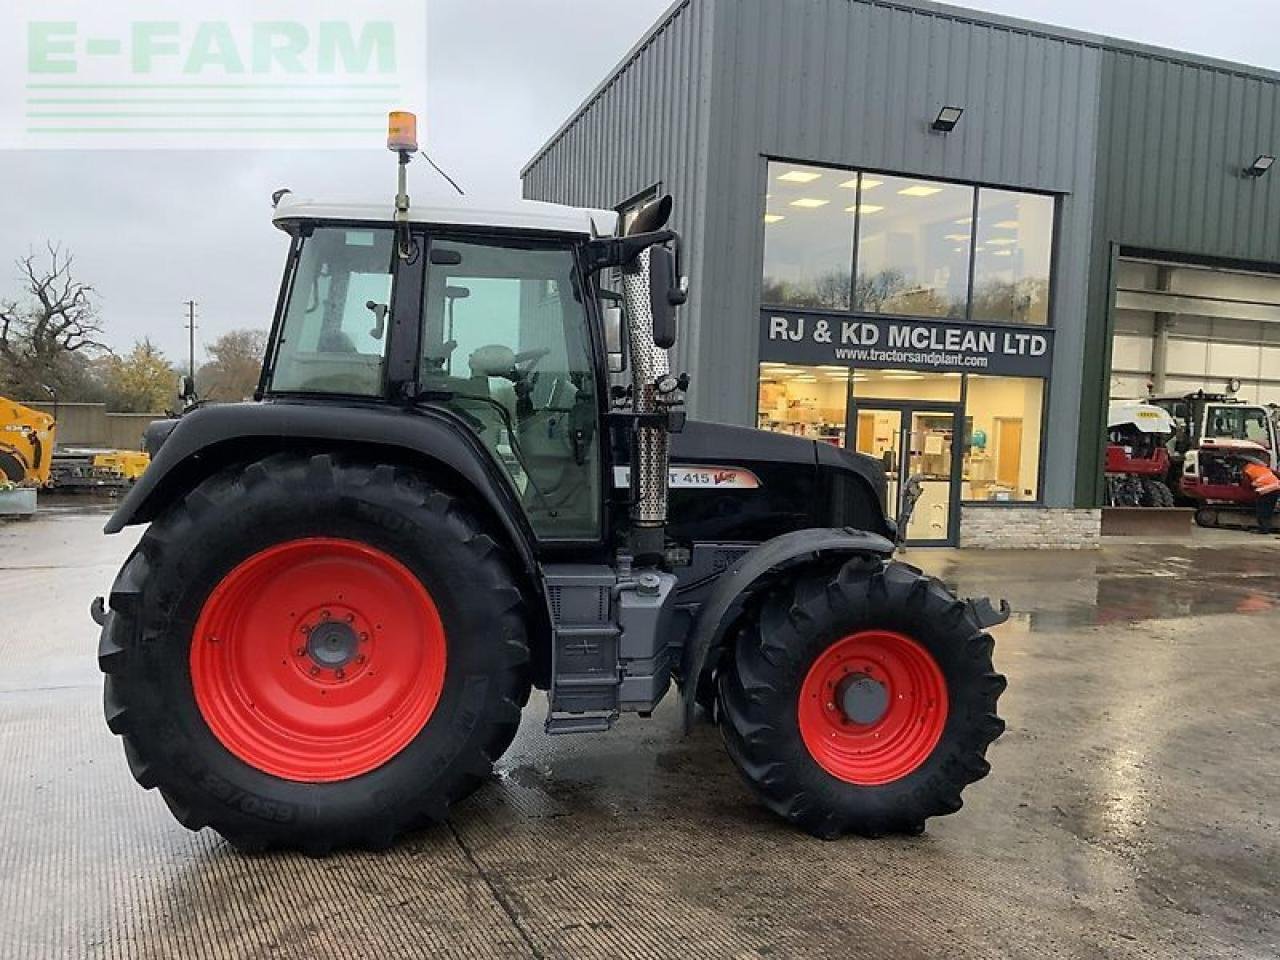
[656,420,894,545]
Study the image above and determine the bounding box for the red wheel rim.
[190,538,447,782]
[797,630,947,785]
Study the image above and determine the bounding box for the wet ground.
[2,501,1278,959]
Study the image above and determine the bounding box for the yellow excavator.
[0,397,56,487]
[0,397,151,491]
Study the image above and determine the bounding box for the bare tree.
[197,328,269,402]
[0,244,107,399]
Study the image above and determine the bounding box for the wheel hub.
[190,538,448,783]
[835,672,889,725]
[797,630,949,785]
[306,620,358,669]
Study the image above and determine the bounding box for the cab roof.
[272,193,618,237]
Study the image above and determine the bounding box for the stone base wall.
[959,506,1101,550]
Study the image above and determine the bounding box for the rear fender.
[105,401,542,581]
[678,528,895,733]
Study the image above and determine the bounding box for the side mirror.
[178,374,197,404]
[647,246,685,350]
[603,303,626,373]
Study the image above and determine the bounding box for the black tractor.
[94,120,1007,853]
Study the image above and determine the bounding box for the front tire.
[98,453,531,853]
[717,559,1005,838]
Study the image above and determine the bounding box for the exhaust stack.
[622,245,672,562]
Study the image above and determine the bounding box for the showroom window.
[761,163,857,310]
[761,160,1056,325]
[962,375,1044,502]
[757,362,849,445]
[756,365,1045,503]
[854,174,973,319]
[971,189,1054,325]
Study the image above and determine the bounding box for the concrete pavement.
[1,502,1277,959]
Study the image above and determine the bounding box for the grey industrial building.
[522,0,1280,546]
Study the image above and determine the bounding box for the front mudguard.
[677,528,1011,733]
[678,528,894,733]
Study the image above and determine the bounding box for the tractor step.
[544,714,614,735]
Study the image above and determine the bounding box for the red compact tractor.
[1181,439,1273,529]
[1105,402,1176,507]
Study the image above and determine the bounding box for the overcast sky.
[3,0,1279,365]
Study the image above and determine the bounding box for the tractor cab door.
[418,235,603,541]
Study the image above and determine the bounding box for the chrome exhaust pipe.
[622,246,670,562]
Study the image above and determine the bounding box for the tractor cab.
[263,197,615,540]
[1150,391,1279,468]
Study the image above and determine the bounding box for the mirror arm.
[583,230,678,274]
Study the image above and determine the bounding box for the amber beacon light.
[388,111,419,153]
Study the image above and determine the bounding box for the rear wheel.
[1142,479,1174,507]
[717,559,1005,838]
[98,453,531,853]
[0,448,27,484]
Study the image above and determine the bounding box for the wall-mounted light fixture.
[1244,155,1275,177]
[931,106,964,133]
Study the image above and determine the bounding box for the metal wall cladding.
[1078,51,1280,504]
[524,0,1105,506]
[1096,51,1280,261]
[699,0,1103,507]
[521,0,715,386]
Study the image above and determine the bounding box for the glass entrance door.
[853,405,960,545]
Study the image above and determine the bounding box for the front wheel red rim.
[797,630,948,786]
[190,538,447,783]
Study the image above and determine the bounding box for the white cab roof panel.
[273,193,617,237]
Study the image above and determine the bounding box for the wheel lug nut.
[309,666,320,676]
[345,614,355,623]
[356,654,366,664]
[336,669,346,680]
[359,632,368,642]
[321,610,331,620]
[300,624,311,634]
[296,647,306,657]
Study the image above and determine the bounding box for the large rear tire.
[1142,478,1175,508]
[98,453,531,853]
[717,558,1005,838]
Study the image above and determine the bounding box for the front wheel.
[717,559,1005,838]
[98,453,532,853]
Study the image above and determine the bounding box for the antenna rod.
[184,300,198,378]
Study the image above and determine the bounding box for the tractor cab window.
[1206,406,1272,448]
[420,238,600,539]
[270,228,395,396]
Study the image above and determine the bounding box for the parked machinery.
[1150,392,1278,472]
[1105,401,1176,507]
[0,398,56,487]
[51,449,151,491]
[92,114,1009,852]
[1181,439,1274,529]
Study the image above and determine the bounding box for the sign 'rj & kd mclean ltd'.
[759,309,1055,379]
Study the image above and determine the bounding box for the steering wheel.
[506,348,551,420]
[513,347,551,379]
